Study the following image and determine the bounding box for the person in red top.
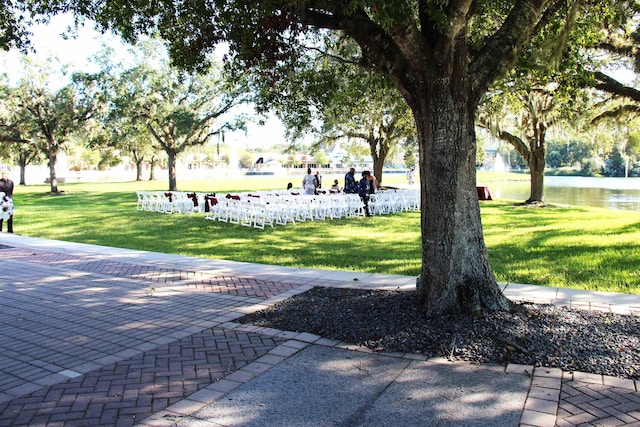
[0,167,14,233]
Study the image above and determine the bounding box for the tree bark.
[47,141,59,194]
[19,166,26,186]
[168,151,177,191]
[370,139,389,186]
[413,47,510,316]
[18,155,27,186]
[494,129,545,204]
[527,142,546,203]
[149,156,157,181]
[136,158,144,181]
[372,158,384,186]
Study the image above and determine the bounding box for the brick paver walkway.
[0,239,638,427]
[0,244,303,426]
[2,247,296,298]
[0,328,285,426]
[556,374,640,426]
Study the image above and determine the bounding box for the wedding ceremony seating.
[136,191,208,214]
[137,189,420,229]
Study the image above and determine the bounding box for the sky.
[1,15,122,81]
[0,14,290,150]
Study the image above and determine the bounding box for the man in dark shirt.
[344,167,357,193]
[0,168,14,233]
[358,171,373,217]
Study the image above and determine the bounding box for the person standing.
[0,167,14,233]
[302,167,316,195]
[358,171,373,217]
[406,166,416,185]
[314,170,322,190]
[367,173,379,193]
[344,167,357,193]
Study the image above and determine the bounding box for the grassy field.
[7,172,640,294]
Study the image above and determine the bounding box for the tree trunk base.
[418,275,513,317]
[520,199,546,207]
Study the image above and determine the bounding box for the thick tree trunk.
[369,139,388,185]
[527,142,545,203]
[168,151,177,191]
[414,51,510,317]
[372,157,384,187]
[136,158,144,181]
[18,158,27,186]
[149,156,157,181]
[47,145,59,194]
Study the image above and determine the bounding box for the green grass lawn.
[8,174,640,294]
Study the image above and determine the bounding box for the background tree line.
[0,40,249,192]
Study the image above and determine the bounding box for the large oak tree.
[98,40,249,191]
[7,0,627,316]
[478,72,588,204]
[2,59,100,193]
[0,82,43,185]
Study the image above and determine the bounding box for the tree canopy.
[250,34,414,182]
[91,40,250,191]
[0,58,101,193]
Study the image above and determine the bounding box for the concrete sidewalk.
[0,233,638,426]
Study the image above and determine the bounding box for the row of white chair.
[368,191,420,215]
[136,189,420,228]
[203,190,420,229]
[136,191,201,214]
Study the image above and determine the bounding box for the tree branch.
[497,129,531,161]
[477,120,531,160]
[303,6,419,106]
[591,104,640,123]
[470,0,555,102]
[590,71,640,102]
[301,44,362,67]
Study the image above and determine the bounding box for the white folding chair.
[228,200,244,224]
[136,191,145,210]
[293,197,314,222]
[217,199,231,222]
[240,200,255,227]
[154,192,172,213]
[273,199,296,226]
[345,194,365,217]
[253,202,275,229]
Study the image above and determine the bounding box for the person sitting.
[330,179,342,193]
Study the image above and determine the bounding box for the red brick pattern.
[0,328,285,427]
[556,380,640,426]
[1,247,298,298]
[0,246,302,426]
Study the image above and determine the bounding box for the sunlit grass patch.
[10,181,640,294]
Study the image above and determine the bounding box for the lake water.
[485,176,640,212]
